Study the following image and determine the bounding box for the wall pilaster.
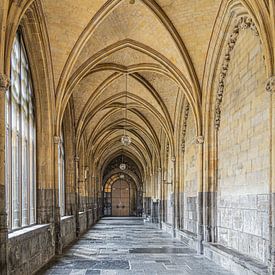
[196,135,204,254]
[53,136,62,254]
[266,76,275,274]
[0,74,10,274]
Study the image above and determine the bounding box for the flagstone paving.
[39,217,233,275]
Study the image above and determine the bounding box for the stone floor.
[39,217,233,275]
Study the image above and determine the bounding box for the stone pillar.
[84,166,90,228]
[266,76,275,274]
[91,175,96,221]
[157,168,162,227]
[53,136,62,254]
[64,154,75,216]
[75,156,80,237]
[172,156,176,237]
[0,74,9,274]
[196,135,204,254]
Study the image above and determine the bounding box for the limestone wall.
[183,113,198,234]
[7,225,55,274]
[79,212,88,235]
[217,29,269,263]
[61,216,76,248]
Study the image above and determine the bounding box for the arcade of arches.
[0,0,274,274]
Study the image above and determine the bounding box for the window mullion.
[27,78,30,226]
[18,34,22,228]
[7,79,12,230]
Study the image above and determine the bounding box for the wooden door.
[112,180,130,216]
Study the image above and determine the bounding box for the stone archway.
[103,174,139,217]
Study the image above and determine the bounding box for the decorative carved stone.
[0,74,10,91]
[181,103,190,152]
[215,16,259,130]
[195,136,204,144]
[266,76,275,93]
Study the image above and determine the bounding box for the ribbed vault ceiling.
[40,0,221,179]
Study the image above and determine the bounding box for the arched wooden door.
[112,180,130,216]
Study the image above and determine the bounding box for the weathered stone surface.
[36,189,54,224]
[217,25,269,264]
[61,216,76,248]
[7,225,55,275]
[79,212,88,235]
[41,218,232,275]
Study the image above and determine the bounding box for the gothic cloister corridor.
[0,0,274,275]
[41,218,232,275]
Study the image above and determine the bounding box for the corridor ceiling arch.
[101,150,145,180]
[53,0,200,106]
[88,120,159,161]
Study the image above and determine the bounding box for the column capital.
[266,76,275,93]
[0,74,10,91]
[195,135,204,144]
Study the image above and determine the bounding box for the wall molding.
[181,102,190,152]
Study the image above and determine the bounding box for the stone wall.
[87,209,94,228]
[217,28,269,263]
[7,225,55,275]
[183,113,198,234]
[167,189,174,225]
[6,211,96,274]
[61,216,76,248]
[144,197,152,217]
[79,212,87,235]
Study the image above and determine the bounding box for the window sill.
[8,224,50,240]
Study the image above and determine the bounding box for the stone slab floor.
[39,217,233,275]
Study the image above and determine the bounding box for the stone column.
[91,174,96,221]
[196,135,204,254]
[266,76,275,274]
[172,156,176,237]
[75,156,80,237]
[84,166,90,228]
[64,154,74,216]
[157,168,162,227]
[53,136,62,254]
[0,74,9,274]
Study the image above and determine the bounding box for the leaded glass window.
[5,31,36,230]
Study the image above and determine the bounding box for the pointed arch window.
[5,31,36,230]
